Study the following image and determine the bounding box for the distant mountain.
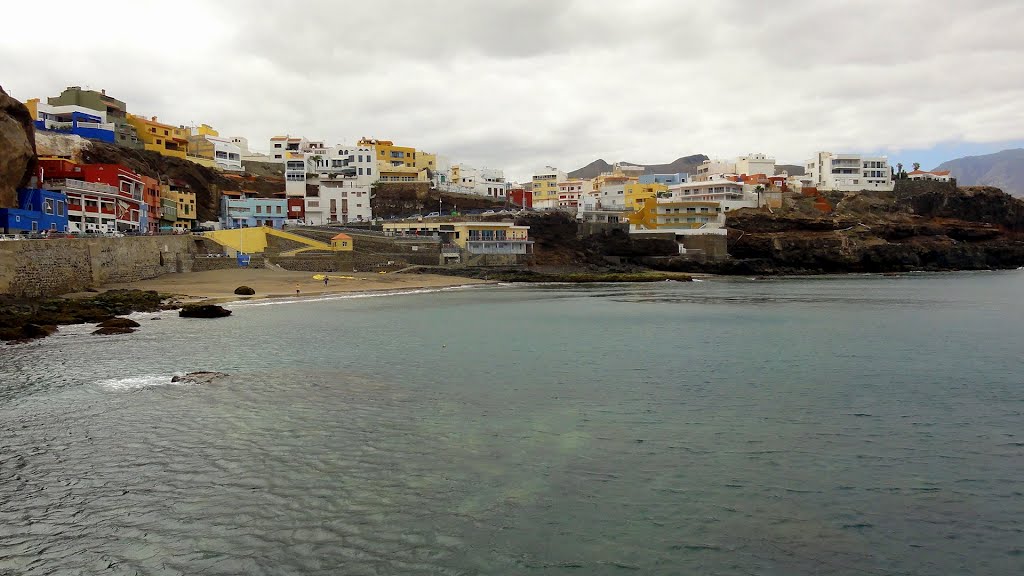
[567,155,802,179]
[934,148,1024,197]
[568,155,708,179]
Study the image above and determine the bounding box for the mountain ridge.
[934,148,1024,197]
[567,155,803,179]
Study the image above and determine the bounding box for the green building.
[47,86,142,149]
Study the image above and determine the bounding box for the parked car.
[481,210,496,216]
[425,212,440,218]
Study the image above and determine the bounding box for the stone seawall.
[0,236,197,297]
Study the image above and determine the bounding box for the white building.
[227,136,270,162]
[597,183,627,209]
[268,135,328,163]
[442,164,509,198]
[804,152,894,192]
[906,169,952,182]
[734,153,776,177]
[306,180,372,225]
[694,159,736,181]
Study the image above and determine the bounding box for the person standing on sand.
[295,283,300,295]
[324,276,329,288]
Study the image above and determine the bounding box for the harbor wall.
[0,236,197,297]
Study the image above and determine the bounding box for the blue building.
[639,173,689,185]
[0,189,70,234]
[219,193,289,229]
[33,107,116,143]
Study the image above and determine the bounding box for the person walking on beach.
[324,276,329,288]
[295,283,300,295]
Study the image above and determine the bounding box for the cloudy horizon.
[3,0,1023,181]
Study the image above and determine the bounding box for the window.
[50,223,57,230]
[157,139,162,144]
[274,143,282,148]
[276,206,282,214]
[44,199,54,215]
[57,201,65,216]
[163,130,169,136]
[256,205,262,213]
[367,168,372,176]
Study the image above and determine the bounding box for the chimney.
[101,89,106,95]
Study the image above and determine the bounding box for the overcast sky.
[3,0,1023,180]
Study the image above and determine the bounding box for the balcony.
[76,121,115,131]
[466,240,533,255]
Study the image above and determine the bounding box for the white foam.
[228,283,489,308]
[97,374,180,391]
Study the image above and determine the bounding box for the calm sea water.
[1,273,1023,575]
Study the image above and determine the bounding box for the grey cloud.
[4,0,1024,181]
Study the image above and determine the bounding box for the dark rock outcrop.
[97,317,141,329]
[0,85,37,208]
[92,326,136,336]
[0,289,163,342]
[179,304,232,318]
[665,182,1024,275]
[233,286,255,295]
[171,371,229,384]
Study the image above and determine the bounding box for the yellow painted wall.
[24,98,39,119]
[128,114,189,159]
[416,152,437,172]
[629,198,720,230]
[195,124,219,137]
[624,182,668,212]
[205,228,270,254]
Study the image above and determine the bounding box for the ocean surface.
[1,272,1023,575]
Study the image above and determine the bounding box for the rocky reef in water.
[654,180,1024,275]
[0,290,170,343]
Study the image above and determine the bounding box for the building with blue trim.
[0,189,70,234]
[219,192,288,229]
[25,99,116,143]
[639,173,689,185]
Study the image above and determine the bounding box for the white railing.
[76,121,115,131]
[50,178,119,195]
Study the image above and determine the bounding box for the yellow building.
[192,123,218,137]
[624,182,668,212]
[593,167,638,193]
[532,166,565,209]
[331,233,354,251]
[127,114,189,159]
[382,221,531,253]
[161,184,197,230]
[359,137,417,169]
[378,165,429,183]
[416,151,437,172]
[628,197,722,230]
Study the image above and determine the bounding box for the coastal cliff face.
[0,86,36,208]
[690,181,1024,274]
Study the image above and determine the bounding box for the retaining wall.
[0,235,197,297]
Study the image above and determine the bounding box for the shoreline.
[87,268,498,304]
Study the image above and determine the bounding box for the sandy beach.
[97,269,493,302]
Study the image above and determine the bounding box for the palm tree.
[754,185,765,207]
[912,162,921,172]
[308,155,323,170]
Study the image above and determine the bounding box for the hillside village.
[1,84,1020,279]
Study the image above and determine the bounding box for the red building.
[140,175,161,234]
[38,158,145,233]
[508,187,532,209]
[287,197,305,221]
